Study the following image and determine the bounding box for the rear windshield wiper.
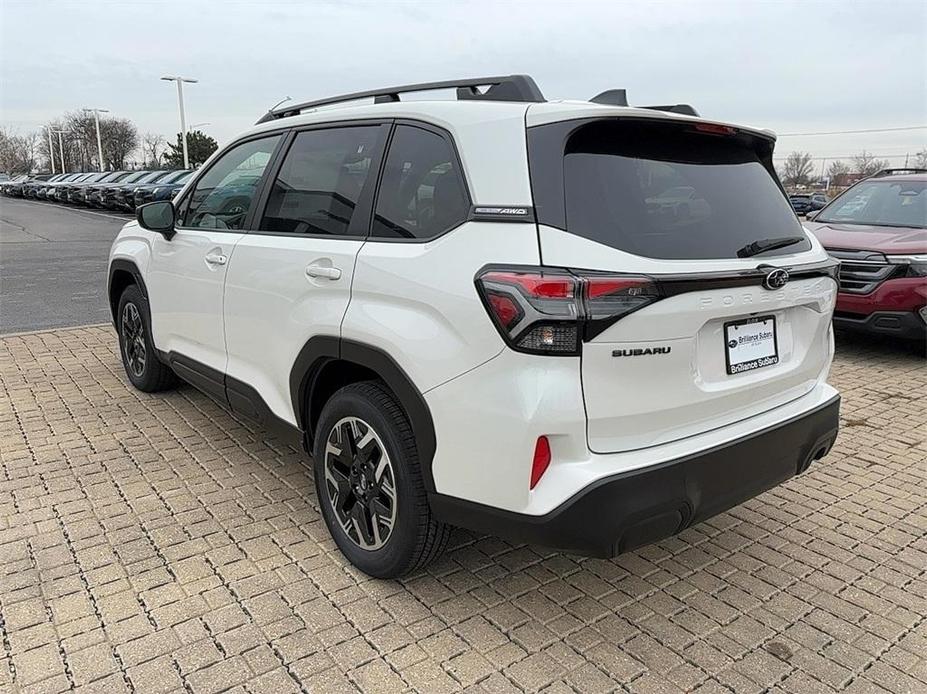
[737,236,805,258]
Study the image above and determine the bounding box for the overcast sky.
[2,0,925,165]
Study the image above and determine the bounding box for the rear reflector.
[530,436,551,489]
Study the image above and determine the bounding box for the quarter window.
[260,127,381,236]
[371,125,468,240]
[182,135,281,230]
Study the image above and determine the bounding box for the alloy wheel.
[324,417,397,550]
[121,302,147,378]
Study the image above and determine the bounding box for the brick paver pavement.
[0,325,924,694]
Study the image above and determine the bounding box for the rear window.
[540,120,809,260]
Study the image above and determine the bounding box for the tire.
[116,284,178,392]
[313,381,449,578]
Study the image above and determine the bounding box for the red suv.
[806,169,926,340]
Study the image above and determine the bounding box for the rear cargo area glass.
[558,120,808,259]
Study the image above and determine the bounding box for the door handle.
[305,265,342,280]
[205,252,227,266]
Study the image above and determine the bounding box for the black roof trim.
[589,88,700,117]
[590,89,628,106]
[641,104,700,117]
[257,75,545,124]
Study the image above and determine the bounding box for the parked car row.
[790,192,828,215]
[0,169,193,212]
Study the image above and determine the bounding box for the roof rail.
[256,75,545,124]
[871,167,927,177]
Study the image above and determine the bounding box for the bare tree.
[141,132,166,168]
[0,127,41,174]
[101,118,139,169]
[914,148,927,169]
[851,150,889,177]
[63,110,99,170]
[825,160,850,181]
[781,152,814,186]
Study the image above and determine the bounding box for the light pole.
[46,127,56,174]
[51,129,68,173]
[189,122,210,130]
[161,75,198,169]
[83,108,109,171]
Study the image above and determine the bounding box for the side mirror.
[805,210,820,221]
[137,201,176,238]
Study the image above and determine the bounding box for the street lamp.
[45,127,56,174]
[51,129,68,173]
[83,108,109,171]
[161,75,198,169]
[189,122,210,130]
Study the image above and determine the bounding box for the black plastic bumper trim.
[429,395,840,558]
[833,310,926,341]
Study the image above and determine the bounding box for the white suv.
[109,75,840,578]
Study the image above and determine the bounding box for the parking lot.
[0,199,128,335]
[0,202,925,694]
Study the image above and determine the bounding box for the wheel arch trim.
[290,337,438,492]
[107,258,149,325]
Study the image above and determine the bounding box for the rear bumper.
[834,310,926,340]
[837,278,927,315]
[834,279,926,340]
[430,394,840,557]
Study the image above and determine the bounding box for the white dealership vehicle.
[109,75,840,577]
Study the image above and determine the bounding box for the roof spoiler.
[257,75,546,124]
[590,89,700,117]
[641,104,700,117]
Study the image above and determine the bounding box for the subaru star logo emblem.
[763,268,790,290]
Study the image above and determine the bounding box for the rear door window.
[553,120,809,259]
[371,125,469,240]
[260,126,381,236]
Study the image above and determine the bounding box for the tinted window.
[260,127,380,236]
[99,172,130,183]
[818,180,925,228]
[162,170,191,184]
[121,171,150,184]
[183,136,280,230]
[559,121,809,259]
[371,125,468,240]
[136,171,169,184]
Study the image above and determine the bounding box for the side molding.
[166,352,303,450]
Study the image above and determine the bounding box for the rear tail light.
[476,267,661,355]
